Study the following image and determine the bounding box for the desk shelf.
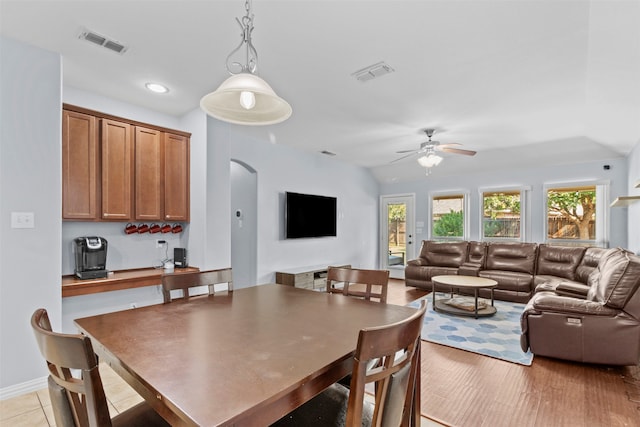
[62,266,199,297]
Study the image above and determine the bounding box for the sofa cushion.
[575,247,610,284]
[420,241,468,268]
[479,270,533,292]
[485,242,537,274]
[536,245,586,281]
[534,279,590,298]
[405,265,458,282]
[587,248,640,309]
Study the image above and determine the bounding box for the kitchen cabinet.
[163,132,190,221]
[134,126,162,220]
[62,104,190,222]
[62,110,99,219]
[101,119,133,220]
[134,129,190,221]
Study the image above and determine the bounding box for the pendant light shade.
[199,0,292,126]
[200,73,292,125]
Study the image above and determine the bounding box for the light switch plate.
[11,212,35,228]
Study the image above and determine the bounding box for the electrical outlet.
[156,239,166,249]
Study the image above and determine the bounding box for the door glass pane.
[432,194,464,239]
[482,191,521,239]
[387,203,406,267]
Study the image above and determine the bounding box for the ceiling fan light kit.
[199,0,292,126]
[417,153,443,168]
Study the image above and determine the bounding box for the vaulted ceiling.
[2,0,639,182]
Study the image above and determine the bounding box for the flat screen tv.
[285,192,337,239]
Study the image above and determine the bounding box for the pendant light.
[200,0,292,125]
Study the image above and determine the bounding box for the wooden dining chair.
[161,268,233,303]
[326,267,390,304]
[271,299,427,427]
[30,308,169,427]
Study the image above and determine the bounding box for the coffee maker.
[73,236,108,279]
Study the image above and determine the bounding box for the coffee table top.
[432,275,498,289]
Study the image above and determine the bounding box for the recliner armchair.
[521,248,640,365]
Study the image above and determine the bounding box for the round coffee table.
[431,275,498,318]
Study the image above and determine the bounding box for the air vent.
[78,28,128,55]
[320,150,337,156]
[352,61,395,82]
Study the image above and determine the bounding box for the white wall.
[0,37,62,394]
[228,130,381,284]
[380,158,629,249]
[627,141,640,254]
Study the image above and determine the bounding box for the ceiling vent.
[78,28,128,55]
[352,61,395,82]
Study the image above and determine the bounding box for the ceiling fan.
[392,129,476,174]
[393,129,477,164]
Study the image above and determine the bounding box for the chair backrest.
[31,308,112,427]
[326,267,390,303]
[346,300,427,427]
[162,268,233,303]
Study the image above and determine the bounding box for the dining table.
[74,283,420,426]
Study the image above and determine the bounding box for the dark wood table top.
[75,283,419,426]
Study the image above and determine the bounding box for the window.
[544,182,609,247]
[482,189,524,241]
[431,193,468,240]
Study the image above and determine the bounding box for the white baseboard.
[0,376,48,400]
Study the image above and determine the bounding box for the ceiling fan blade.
[437,143,461,148]
[395,149,419,154]
[390,152,420,163]
[438,146,477,156]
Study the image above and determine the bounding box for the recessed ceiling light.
[145,83,169,93]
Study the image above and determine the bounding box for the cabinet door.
[163,133,190,221]
[62,110,99,219]
[101,119,133,220]
[135,126,163,220]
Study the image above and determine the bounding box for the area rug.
[408,294,534,366]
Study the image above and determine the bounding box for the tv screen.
[285,192,337,239]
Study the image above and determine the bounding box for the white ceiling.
[2,0,639,182]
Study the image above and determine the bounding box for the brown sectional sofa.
[406,240,640,365]
[405,240,605,303]
[521,247,640,365]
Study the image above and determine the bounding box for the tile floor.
[0,364,143,427]
[1,363,442,426]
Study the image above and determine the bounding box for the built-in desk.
[62,267,199,298]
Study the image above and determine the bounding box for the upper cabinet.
[102,119,133,220]
[163,132,190,222]
[134,126,162,220]
[62,110,99,219]
[62,105,191,222]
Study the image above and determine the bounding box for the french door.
[380,194,415,279]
